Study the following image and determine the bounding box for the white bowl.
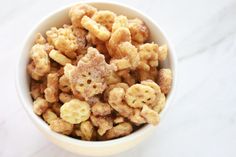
[16,1,177,156]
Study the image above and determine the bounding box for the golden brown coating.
[81,16,110,41]
[128,18,149,43]
[141,105,160,125]
[92,10,116,31]
[91,102,112,116]
[42,109,58,124]
[157,69,172,94]
[90,115,113,136]
[46,27,78,59]
[125,84,156,108]
[44,73,59,103]
[33,97,49,115]
[108,87,133,118]
[60,99,91,124]
[50,119,74,135]
[104,122,133,140]
[69,3,97,28]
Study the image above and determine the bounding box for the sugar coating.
[105,122,133,140]
[128,18,149,43]
[141,105,160,125]
[125,84,156,108]
[157,69,172,94]
[46,27,78,59]
[90,115,113,136]
[33,97,49,115]
[69,3,97,28]
[81,16,110,41]
[66,47,116,100]
[60,99,90,124]
[92,10,116,31]
[50,119,73,135]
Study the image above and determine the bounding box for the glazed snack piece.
[65,47,116,100]
[33,97,49,115]
[128,18,149,44]
[27,3,173,141]
[50,119,73,135]
[105,122,133,140]
[60,99,91,124]
[157,68,172,94]
[92,10,116,31]
[69,3,97,28]
[81,16,111,41]
[28,44,50,80]
[46,26,78,59]
[125,84,156,108]
[44,73,59,103]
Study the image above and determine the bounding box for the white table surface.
[1,0,236,156]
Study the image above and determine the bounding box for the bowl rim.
[15,0,178,146]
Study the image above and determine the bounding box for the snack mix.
[27,3,172,141]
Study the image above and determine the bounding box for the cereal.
[107,27,131,58]
[125,84,156,108]
[129,109,146,126]
[28,44,50,80]
[49,50,72,66]
[105,122,133,140]
[138,67,158,81]
[81,16,110,41]
[92,10,116,31]
[90,115,113,136]
[80,121,94,140]
[33,97,49,115]
[114,116,125,124]
[91,102,111,116]
[105,71,121,85]
[59,92,74,103]
[141,80,164,108]
[108,87,133,118]
[72,27,88,54]
[153,93,166,113]
[35,33,46,44]
[46,27,78,59]
[141,105,159,125]
[28,3,172,141]
[30,80,46,99]
[66,47,116,100]
[69,3,97,28]
[51,102,62,116]
[158,44,168,61]
[86,32,103,46]
[117,42,140,69]
[59,75,71,93]
[60,99,90,124]
[138,43,159,71]
[157,69,172,94]
[112,15,128,32]
[103,83,129,101]
[42,109,58,124]
[117,69,136,86]
[44,73,59,103]
[128,18,149,43]
[50,119,73,135]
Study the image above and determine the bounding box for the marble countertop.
[1,0,236,156]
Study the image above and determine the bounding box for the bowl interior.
[17,1,177,146]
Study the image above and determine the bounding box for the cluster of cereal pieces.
[27,3,172,141]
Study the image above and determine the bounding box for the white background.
[1,0,236,156]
